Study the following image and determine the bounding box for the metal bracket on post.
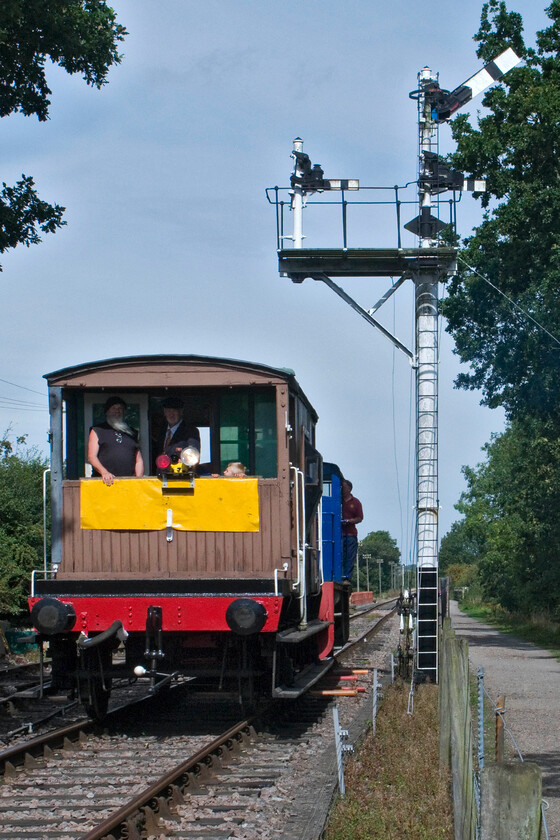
[313,273,414,362]
[477,667,485,772]
[372,668,383,734]
[333,705,353,798]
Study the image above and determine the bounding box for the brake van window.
[219,390,277,477]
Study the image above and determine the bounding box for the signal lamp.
[180,446,200,467]
[225,598,267,636]
[156,453,171,470]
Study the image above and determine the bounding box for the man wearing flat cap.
[158,396,200,460]
[88,396,144,486]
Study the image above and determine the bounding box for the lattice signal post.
[268,49,519,684]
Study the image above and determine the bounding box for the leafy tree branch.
[0,1,127,267]
[442,0,560,419]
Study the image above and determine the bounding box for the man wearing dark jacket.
[158,396,200,458]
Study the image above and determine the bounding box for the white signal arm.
[430,47,521,122]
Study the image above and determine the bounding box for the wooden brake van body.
[29,356,348,714]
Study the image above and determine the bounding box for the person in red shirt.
[341,479,364,580]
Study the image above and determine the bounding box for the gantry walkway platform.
[278,247,458,281]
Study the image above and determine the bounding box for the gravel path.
[450,600,560,838]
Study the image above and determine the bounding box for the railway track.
[0,601,399,840]
[0,657,155,746]
[0,660,50,699]
[0,659,74,745]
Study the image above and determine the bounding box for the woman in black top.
[87,396,144,486]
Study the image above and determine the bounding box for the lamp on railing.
[289,138,359,249]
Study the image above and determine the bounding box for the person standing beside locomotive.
[341,479,364,581]
[88,396,144,486]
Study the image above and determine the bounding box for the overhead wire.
[386,277,417,588]
[0,376,45,396]
[0,396,44,406]
[0,402,47,412]
[407,296,417,582]
[406,352,415,585]
[390,278,405,560]
[457,255,560,346]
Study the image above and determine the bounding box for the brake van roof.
[44,354,318,420]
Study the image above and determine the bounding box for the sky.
[0,0,549,562]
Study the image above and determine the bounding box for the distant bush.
[0,434,49,616]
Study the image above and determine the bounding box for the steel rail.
[83,606,398,840]
[0,607,399,838]
[0,692,155,775]
[338,604,398,659]
[348,596,398,621]
[0,717,93,776]
[79,715,258,840]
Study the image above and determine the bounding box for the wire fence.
[441,618,546,840]
[475,669,549,840]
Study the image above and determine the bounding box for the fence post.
[495,696,505,763]
[442,630,476,840]
[439,618,453,771]
[480,762,542,840]
[455,638,477,840]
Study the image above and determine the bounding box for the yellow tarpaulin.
[80,478,260,532]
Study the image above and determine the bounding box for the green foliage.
[0,0,127,121]
[0,176,65,261]
[445,562,478,589]
[439,519,485,572]
[0,1,127,266]
[442,0,560,419]
[0,434,49,615]
[450,416,560,616]
[474,1,527,63]
[440,2,560,619]
[356,530,401,592]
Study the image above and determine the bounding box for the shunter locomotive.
[29,355,350,717]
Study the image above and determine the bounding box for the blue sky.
[0,0,548,560]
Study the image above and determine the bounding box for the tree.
[441,0,560,419]
[439,520,483,594]
[356,530,401,592]
[444,562,478,590]
[0,433,49,615]
[449,416,560,616]
[0,1,127,268]
[439,519,484,573]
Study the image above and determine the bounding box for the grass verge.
[459,602,560,661]
[325,682,453,840]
